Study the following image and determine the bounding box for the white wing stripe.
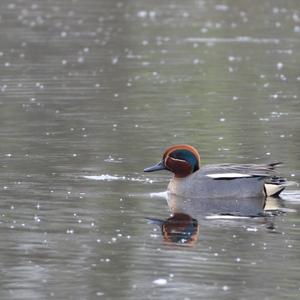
[206,173,252,178]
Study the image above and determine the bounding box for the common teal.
[144,144,289,199]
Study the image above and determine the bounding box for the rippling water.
[0,0,299,299]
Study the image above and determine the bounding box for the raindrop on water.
[153,278,167,285]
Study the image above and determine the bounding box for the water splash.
[149,191,168,198]
[281,190,300,202]
[83,174,155,183]
[84,175,123,181]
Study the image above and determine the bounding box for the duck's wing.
[200,162,282,179]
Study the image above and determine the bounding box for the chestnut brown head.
[144,144,200,178]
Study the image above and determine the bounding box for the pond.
[0,0,299,299]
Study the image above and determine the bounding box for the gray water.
[0,0,300,299]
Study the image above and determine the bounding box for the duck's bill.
[144,161,165,172]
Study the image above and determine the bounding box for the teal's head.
[144,144,201,178]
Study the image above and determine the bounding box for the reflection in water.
[147,213,199,246]
[147,208,281,246]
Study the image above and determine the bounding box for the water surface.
[0,0,299,299]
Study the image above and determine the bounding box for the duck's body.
[168,162,287,198]
[168,172,265,199]
[144,144,289,200]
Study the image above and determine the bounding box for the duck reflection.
[147,194,284,245]
[148,213,199,246]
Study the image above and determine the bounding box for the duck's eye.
[170,152,180,159]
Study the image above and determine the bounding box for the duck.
[144,144,290,199]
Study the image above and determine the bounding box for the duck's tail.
[265,177,297,197]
